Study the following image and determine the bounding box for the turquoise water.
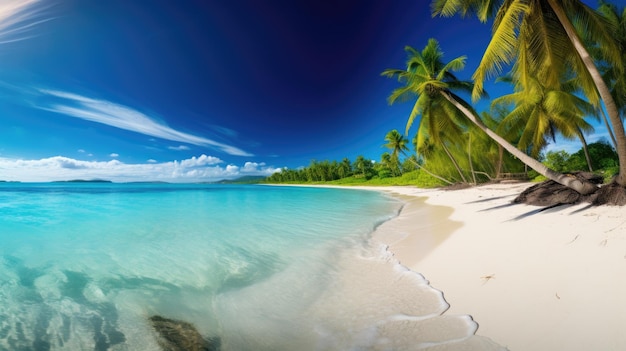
[0,183,403,350]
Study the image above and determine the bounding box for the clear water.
[0,183,405,350]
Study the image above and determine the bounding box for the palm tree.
[384,38,598,194]
[383,42,477,183]
[338,158,352,178]
[384,128,455,185]
[383,129,408,175]
[597,1,626,102]
[596,1,626,141]
[493,76,596,166]
[354,155,373,179]
[432,0,626,188]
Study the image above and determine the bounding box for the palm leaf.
[473,1,529,101]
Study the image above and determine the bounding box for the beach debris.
[480,274,495,284]
[566,235,580,245]
[556,293,560,300]
[149,315,221,351]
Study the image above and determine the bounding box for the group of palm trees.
[384,0,626,195]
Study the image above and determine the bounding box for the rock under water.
[149,315,221,351]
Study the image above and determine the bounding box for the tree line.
[269,1,626,196]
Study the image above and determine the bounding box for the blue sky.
[0,0,610,182]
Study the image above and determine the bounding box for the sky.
[0,0,612,182]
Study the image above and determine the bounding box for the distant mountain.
[213,176,266,184]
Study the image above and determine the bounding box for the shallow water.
[0,183,407,350]
[0,183,504,351]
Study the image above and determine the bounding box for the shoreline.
[273,183,626,350]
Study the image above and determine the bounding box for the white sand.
[362,183,626,351]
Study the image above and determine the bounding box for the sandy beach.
[359,182,626,351]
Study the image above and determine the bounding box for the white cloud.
[37,89,253,157]
[147,159,157,163]
[178,154,222,167]
[78,149,85,153]
[241,162,266,173]
[110,153,119,158]
[0,155,280,182]
[168,145,190,151]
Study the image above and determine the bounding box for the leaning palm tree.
[596,2,626,135]
[432,0,625,189]
[383,38,598,194]
[589,0,626,147]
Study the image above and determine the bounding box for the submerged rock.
[149,315,221,351]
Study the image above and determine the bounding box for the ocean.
[0,182,443,350]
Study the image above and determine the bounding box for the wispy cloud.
[0,0,51,44]
[0,154,279,182]
[109,153,119,158]
[37,89,252,157]
[168,145,190,151]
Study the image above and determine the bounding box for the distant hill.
[125,181,170,184]
[53,179,113,183]
[213,176,266,184]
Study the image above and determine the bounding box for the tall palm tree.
[596,1,626,114]
[338,158,352,178]
[383,38,598,193]
[383,42,475,183]
[354,155,373,179]
[493,76,596,163]
[432,0,626,188]
[385,128,455,185]
[383,129,408,175]
[379,152,398,176]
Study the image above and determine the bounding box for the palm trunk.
[403,152,454,185]
[548,0,626,186]
[496,145,504,179]
[577,127,593,172]
[440,91,598,194]
[441,142,468,183]
[600,108,618,150]
[468,133,477,184]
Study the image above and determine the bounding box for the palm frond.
[387,85,415,105]
[405,93,428,135]
[472,1,529,101]
[437,56,467,81]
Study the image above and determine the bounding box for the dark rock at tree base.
[592,182,626,206]
[514,172,603,206]
[149,315,221,351]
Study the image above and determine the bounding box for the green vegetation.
[542,141,619,182]
[265,1,626,193]
[263,157,449,188]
